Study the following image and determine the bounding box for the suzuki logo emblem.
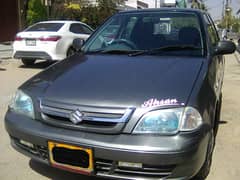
[69,109,83,124]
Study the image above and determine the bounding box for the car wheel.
[21,59,36,66]
[193,130,215,180]
[67,47,76,57]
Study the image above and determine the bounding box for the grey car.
[5,8,236,180]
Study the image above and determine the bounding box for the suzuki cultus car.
[5,8,236,180]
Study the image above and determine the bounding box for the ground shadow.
[0,67,6,71]
[214,119,228,137]
[0,41,12,45]
[19,60,56,69]
[218,120,228,125]
[29,159,104,180]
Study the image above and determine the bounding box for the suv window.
[70,23,92,34]
[26,23,64,32]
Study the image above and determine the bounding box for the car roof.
[118,8,205,15]
[37,20,86,25]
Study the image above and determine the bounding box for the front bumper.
[5,111,210,180]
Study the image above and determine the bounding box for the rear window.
[69,23,93,34]
[26,23,64,32]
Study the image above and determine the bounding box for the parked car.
[5,8,235,180]
[13,20,93,66]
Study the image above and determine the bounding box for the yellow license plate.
[48,141,93,174]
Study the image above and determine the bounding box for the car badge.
[69,109,83,124]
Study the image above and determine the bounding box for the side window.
[82,25,93,34]
[70,23,91,34]
[204,14,219,46]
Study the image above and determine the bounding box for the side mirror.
[72,38,85,52]
[214,40,236,55]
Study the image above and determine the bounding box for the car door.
[204,14,224,101]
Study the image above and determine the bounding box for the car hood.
[27,54,204,108]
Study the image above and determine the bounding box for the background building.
[125,0,154,9]
[0,1,19,42]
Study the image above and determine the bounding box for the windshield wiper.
[129,45,203,57]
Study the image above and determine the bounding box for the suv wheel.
[21,59,36,66]
[193,130,215,180]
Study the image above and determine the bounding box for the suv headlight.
[9,90,34,118]
[133,107,202,134]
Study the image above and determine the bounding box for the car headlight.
[9,90,34,118]
[133,107,202,134]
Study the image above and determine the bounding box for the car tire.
[67,47,76,57]
[193,130,215,180]
[21,59,36,66]
[214,93,222,136]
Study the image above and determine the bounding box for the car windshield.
[26,23,64,32]
[83,11,204,57]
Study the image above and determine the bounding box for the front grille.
[12,137,48,160]
[40,99,135,134]
[45,114,118,127]
[95,158,175,179]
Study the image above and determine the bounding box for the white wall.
[144,0,157,8]
[125,0,138,8]
[125,0,157,9]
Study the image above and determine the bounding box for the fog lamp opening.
[118,161,142,168]
[19,139,34,148]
